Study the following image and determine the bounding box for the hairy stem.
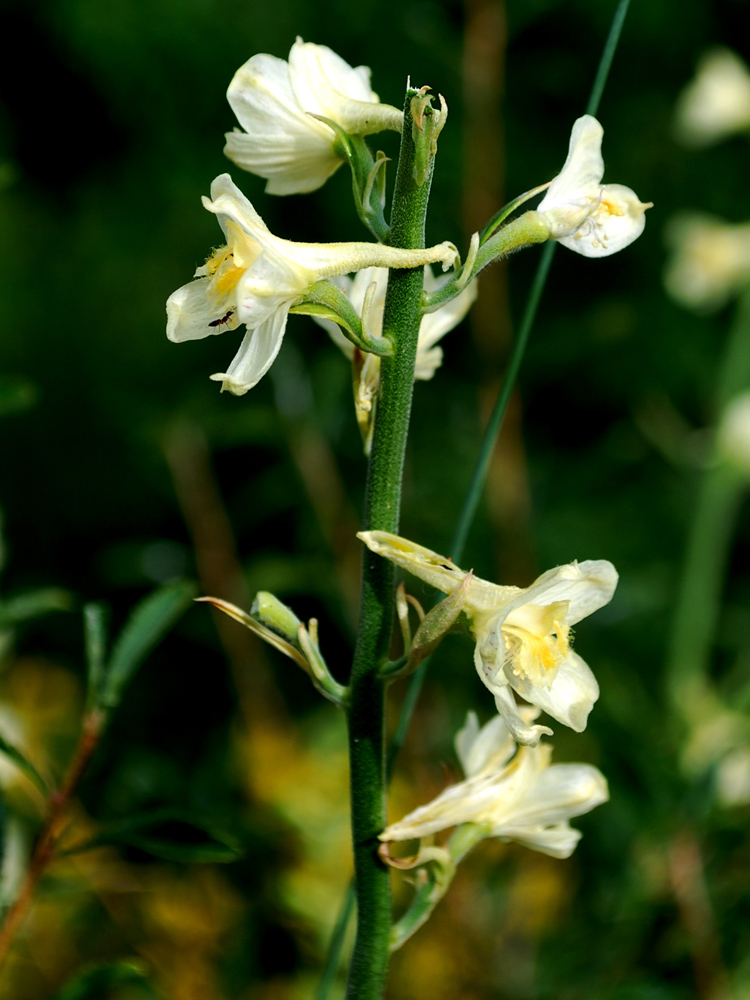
[345,86,436,1000]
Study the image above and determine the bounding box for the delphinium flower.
[381,710,608,858]
[224,38,402,195]
[663,212,750,312]
[166,175,457,395]
[535,115,651,257]
[674,47,750,148]
[313,266,477,449]
[358,531,617,745]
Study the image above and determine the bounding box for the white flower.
[381,710,608,858]
[312,266,477,446]
[663,212,750,312]
[357,531,617,745]
[224,38,403,195]
[537,115,651,258]
[674,48,750,148]
[166,174,458,395]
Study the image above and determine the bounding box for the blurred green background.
[2,0,750,997]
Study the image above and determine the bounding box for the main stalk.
[346,87,437,1000]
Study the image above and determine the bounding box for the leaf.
[68,809,242,864]
[52,960,152,1000]
[0,733,49,795]
[83,603,108,709]
[97,580,197,709]
[0,376,38,418]
[0,588,72,626]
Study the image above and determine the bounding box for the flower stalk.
[345,85,438,1000]
[0,709,106,971]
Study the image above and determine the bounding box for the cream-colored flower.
[358,531,617,745]
[166,174,457,395]
[536,115,651,258]
[313,266,477,445]
[381,711,608,858]
[663,212,750,312]
[674,48,750,147]
[224,38,402,195]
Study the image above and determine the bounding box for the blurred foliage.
[1,0,750,997]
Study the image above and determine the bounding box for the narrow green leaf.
[52,960,152,1000]
[67,809,242,864]
[98,580,197,710]
[83,602,109,708]
[0,734,49,795]
[0,588,72,626]
[0,376,38,418]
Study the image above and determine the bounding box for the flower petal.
[224,52,340,195]
[166,277,239,343]
[503,559,618,627]
[499,822,582,859]
[492,684,553,746]
[224,131,342,195]
[288,38,377,117]
[455,712,516,777]
[209,305,289,395]
[558,184,650,258]
[509,650,599,733]
[502,762,609,828]
[538,115,604,212]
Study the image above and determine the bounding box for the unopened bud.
[251,591,302,644]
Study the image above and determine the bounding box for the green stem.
[345,86,436,1000]
[666,288,750,717]
[585,0,631,118]
[315,884,356,1000]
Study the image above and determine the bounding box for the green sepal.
[410,88,448,187]
[379,574,472,681]
[293,279,393,358]
[479,182,552,245]
[314,114,390,241]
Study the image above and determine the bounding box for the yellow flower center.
[501,601,571,687]
[203,222,263,304]
[596,192,627,218]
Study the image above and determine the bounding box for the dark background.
[1,0,749,997]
